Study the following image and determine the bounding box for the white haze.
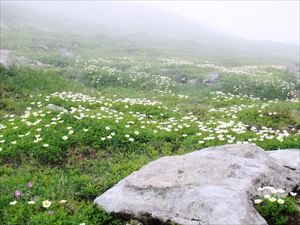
[4,1,299,45]
[150,1,300,45]
[1,1,299,63]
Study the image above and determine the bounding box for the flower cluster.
[254,186,297,205]
[9,181,69,216]
[78,57,176,94]
[7,180,89,224]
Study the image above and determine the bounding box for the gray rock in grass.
[95,144,299,225]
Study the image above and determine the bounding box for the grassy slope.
[0,61,299,224]
[0,66,151,224]
[0,7,299,225]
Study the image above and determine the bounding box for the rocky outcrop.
[94,144,299,225]
[0,49,42,69]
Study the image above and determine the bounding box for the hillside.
[1,1,299,65]
[0,1,300,225]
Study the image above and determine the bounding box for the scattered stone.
[73,43,79,49]
[160,68,170,75]
[187,78,201,85]
[0,49,13,69]
[29,44,49,51]
[120,42,137,52]
[95,144,299,225]
[46,104,68,112]
[0,49,42,69]
[174,75,201,85]
[203,71,219,84]
[175,75,189,84]
[0,22,10,30]
[59,48,74,58]
[286,63,300,83]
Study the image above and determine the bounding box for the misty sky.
[150,1,299,44]
[3,1,299,45]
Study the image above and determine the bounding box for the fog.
[151,1,300,45]
[3,1,299,44]
[1,1,299,63]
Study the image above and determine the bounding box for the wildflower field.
[1,8,300,224]
[0,53,299,224]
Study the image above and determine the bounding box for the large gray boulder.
[94,144,299,225]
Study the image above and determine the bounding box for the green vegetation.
[1,60,299,224]
[0,8,299,224]
[219,68,297,100]
[255,197,298,225]
[254,187,299,225]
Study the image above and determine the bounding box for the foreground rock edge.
[94,144,300,225]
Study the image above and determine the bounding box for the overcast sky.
[149,1,299,45]
[3,0,299,45]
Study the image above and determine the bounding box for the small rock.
[0,49,42,69]
[0,22,10,30]
[59,48,74,58]
[203,71,219,84]
[187,78,201,85]
[175,75,189,84]
[0,49,13,69]
[120,42,137,52]
[29,44,49,51]
[286,63,300,83]
[46,104,67,112]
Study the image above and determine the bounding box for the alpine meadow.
[0,2,299,225]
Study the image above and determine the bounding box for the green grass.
[0,63,299,223]
[0,24,300,224]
